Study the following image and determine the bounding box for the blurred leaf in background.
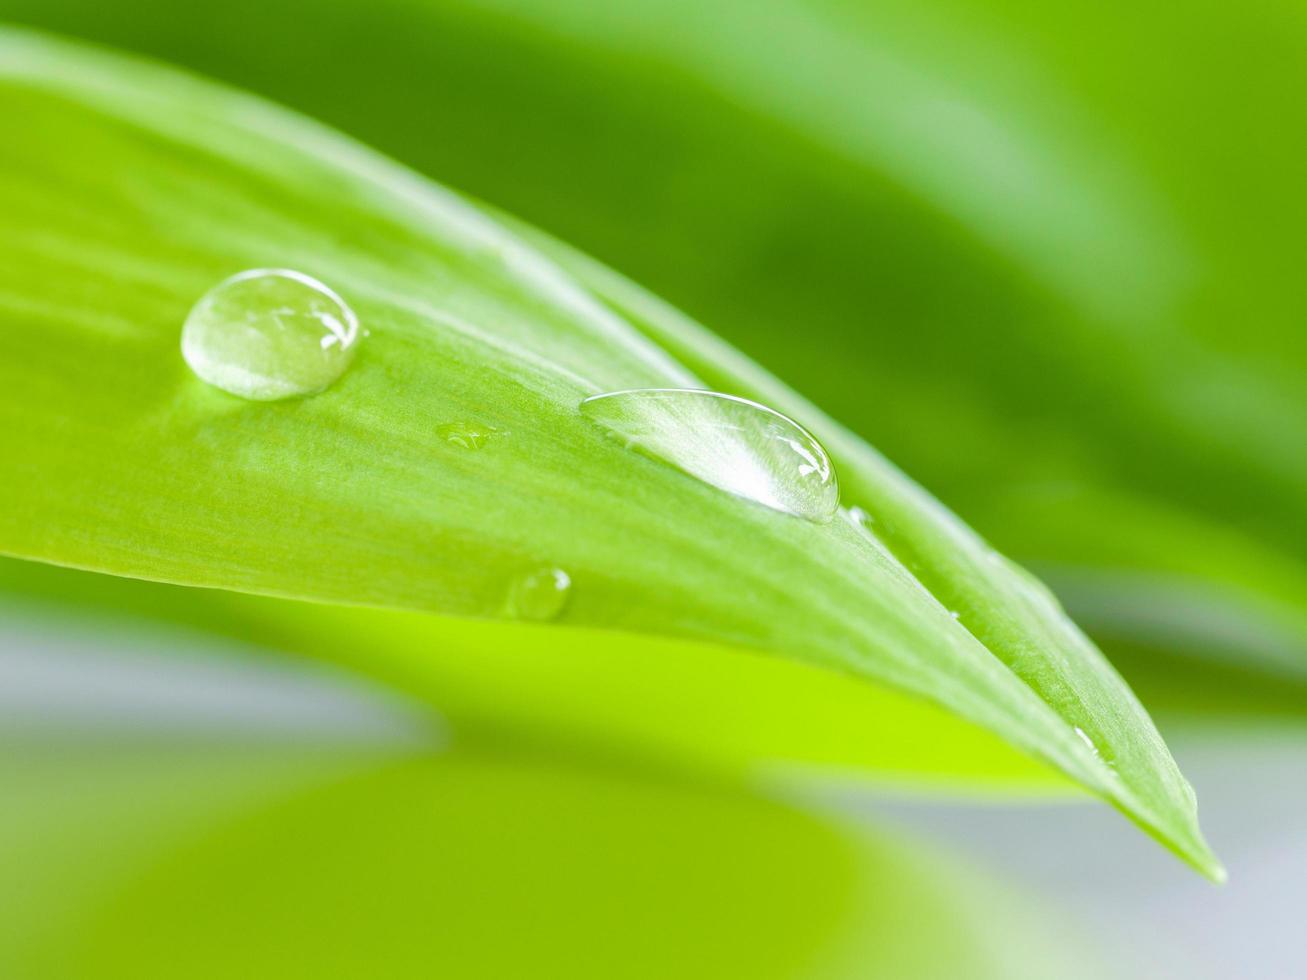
[5,0,1301,718]
[1,743,1094,980]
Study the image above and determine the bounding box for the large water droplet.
[579,388,838,522]
[505,565,572,622]
[181,269,360,400]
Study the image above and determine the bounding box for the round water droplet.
[579,388,839,522]
[437,421,498,450]
[505,565,571,622]
[181,269,360,400]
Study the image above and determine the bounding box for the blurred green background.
[2,0,1305,976]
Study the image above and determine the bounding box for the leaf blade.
[0,28,1219,877]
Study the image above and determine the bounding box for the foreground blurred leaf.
[9,0,1299,716]
[0,30,1217,876]
[0,739,1094,980]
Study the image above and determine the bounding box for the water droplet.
[1073,726,1099,756]
[505,565,571,622]
[437,421,498,450]
[579,388,838,522]
[181,269,360,400]
[949,610,961,621]
[845,506,872,532]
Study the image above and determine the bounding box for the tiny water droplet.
[1073,726,1099,756]
[949,609,961,621]
[579,388,838,522]
[505,565,571,622]
[845,505,872,532]
[181,268,360,400]
[437,421,498,450]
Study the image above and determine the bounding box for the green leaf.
[980,485,1307,722]
[0,29,1219,877]
[12,0,1299,718]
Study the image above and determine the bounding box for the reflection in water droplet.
[1073,726,1099,756]
[181,269,360,400]
[437,421,498,450]
[579,388,838,522]
[505,565,572,622]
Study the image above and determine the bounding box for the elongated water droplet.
[181,269,360,400]
[1073,724,1117,770]
[437,421,498,450]
[580,388,838,522]
[505,565,571,622]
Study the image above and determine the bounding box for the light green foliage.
[0,741,1094,980]
[0,30,1218,876]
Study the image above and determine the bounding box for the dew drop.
[1073,726,1099,756]
[845,506,872,532]
[579,388,839,522]
[181,268,360,400]
[505,565,572,622]
[437,421,498,450]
